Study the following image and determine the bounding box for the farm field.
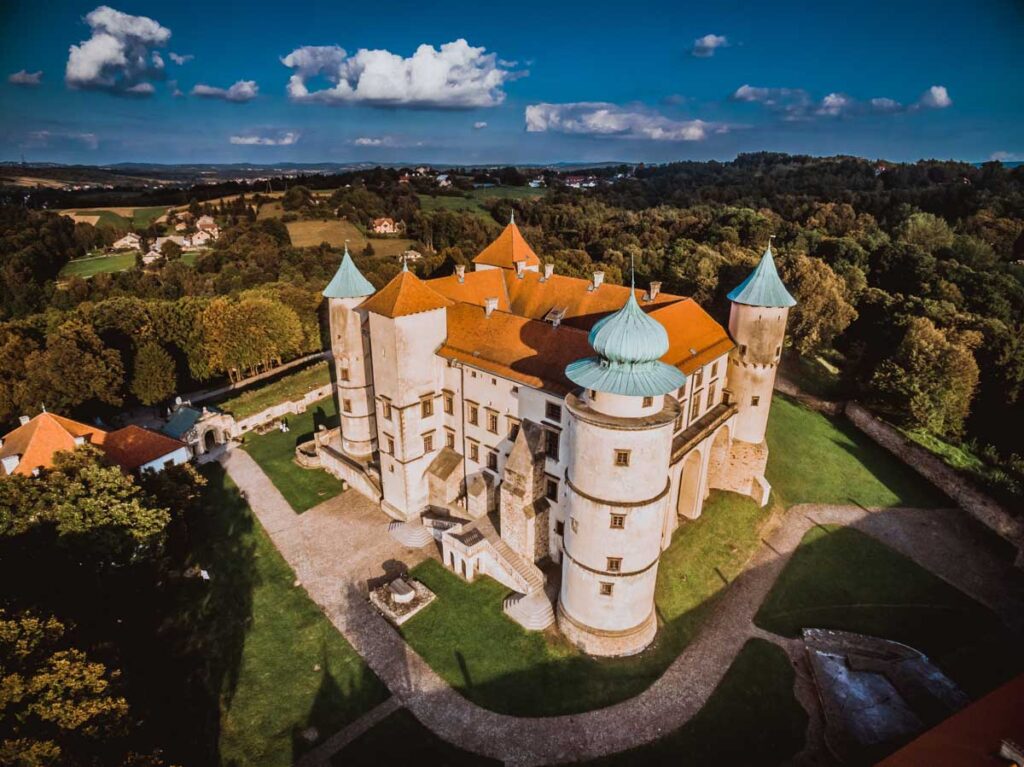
[59,205,169,229]
[285,219,416,257]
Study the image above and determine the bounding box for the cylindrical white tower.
[559,283,686,657]
[724,243,796,445]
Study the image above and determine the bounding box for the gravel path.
[220,449,1024,766]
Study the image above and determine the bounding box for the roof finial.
[767,234,775,253]
[509,209,515,225]
[343,239,350,256]
[630,251,636,289]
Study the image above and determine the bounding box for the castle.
[315,218,795,656]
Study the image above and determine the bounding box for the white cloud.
[989,151,1019,162]
[734,83,952,119]
[229,131,299,146]
[473,121,488,129]
[192,80,258,102]
[817,92,854,116]
[168,52,193,65]
[65,5,170,95]
[26,130,99,150]
[281,39,520,108]
[917,85,951,109]
[9,69,43,86]
[353,137,385,146]
[525,102,723,141]
[691,34,728,58]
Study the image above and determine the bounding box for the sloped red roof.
[361,270,454,318]
[472,220,542,269]
[102,426,187,471]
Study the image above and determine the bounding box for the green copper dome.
[565,289,686,397]
[323,246,375,299]
[727,244,796,308]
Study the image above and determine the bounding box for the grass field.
[59,251,136,278]
[285,218,416,258]
[219,362,331,420]
[766,394,946,508]
[401,491,773,716]
[755,525,1021,698]
[188,464,388,767]
[240,395,346,512]
[61,205,169,230]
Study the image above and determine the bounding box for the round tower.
[323,246,377,458]
[558,285,685,657]
[726,242,796,445]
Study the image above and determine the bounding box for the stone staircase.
[502,590,555,631]
[477,517,546,594]
[387,520,434,549]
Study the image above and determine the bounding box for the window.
[468,403,479,425]
[642,396,654,408]
[491,377,497,386]
[739,344,747,356]
[555,520,565,536]
[468,441,480,462]
[544,428,560,461]
[507,418,521,441]
[340,365,350,382]
[708,382,717,407]
[423,433,434,452]
[382,400,392,420]
[775,345,781,359]
[487,411,499,434]
[421,397,434,418]
[711,361,719,379]
[600,582,614,596]
[751,395,760,407]
[511,385,519,395]
[443,391,454,415]
[606,557,622,573]
[545,401,562,423]
[614,449,630,467]
[610,514,625,529]
[723,390,732,405]
[693,368,704,388]
[487,451,498,471]
[343,399,352,413]
[385,436,395,455]
[690,393,701,422]
[675,413,684,432]
[571,518,579,533]
[545,477,559,502]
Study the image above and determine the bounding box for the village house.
[371,217,404,235]
[112,232,142,251]
[0,412,189,477]
[316,217,795,656]
[196,215,217,232]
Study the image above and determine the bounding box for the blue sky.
[1,0,1021,165]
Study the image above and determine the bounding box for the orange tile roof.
[650,299,736,374]
[427,269,510,312]
[471,220,542,269]
[361,269,454,319]
[0,413,184,476]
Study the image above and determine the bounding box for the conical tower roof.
[727,244,796,308]
[323,246,375,299]
[472,215,541,270]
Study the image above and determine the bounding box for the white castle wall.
[329,297,377,457]
[727,304,789,444]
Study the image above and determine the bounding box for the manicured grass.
[189,464,388,767]
[587,639,807,766]
[240,396,346,512]
[286,218,416,258]
[59,251,136,278]
[401,491,774,716]
[332,708,499,766]
[766,394,946,508]
[219,362,331,420]
[755,525,1021,698]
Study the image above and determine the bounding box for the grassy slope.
[240,395,346,512]
[766,394,946,508]
[60,251,136,278]
[401,492,772,716]
[189,465,388,767]
[755,525,1021,698]
[285,218,416,257]
[219,362,331,420]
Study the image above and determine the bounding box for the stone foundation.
[710,439,771,506]
[556,601,657,657]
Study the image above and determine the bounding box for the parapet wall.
[232,383,333,434]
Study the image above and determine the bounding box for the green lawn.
[188,465,388,767]
[59,251,136,278]
[401,491,774,716]
[587,639,807,766]
[755,525,1021,698]
[131,205,169,227]
[219,362,331,420]
[332,708,499,767]
[240,396,346,512]
[766,394,946,508]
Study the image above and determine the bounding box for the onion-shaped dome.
[565,289,686,397]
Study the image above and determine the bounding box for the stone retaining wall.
[774,373,845,416]
[233,383,333,434]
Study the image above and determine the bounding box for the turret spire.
[726,239,796,308]
[322,244,375,299]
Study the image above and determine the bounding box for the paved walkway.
[220,449,1024,766]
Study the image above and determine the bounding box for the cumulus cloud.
[281,39,521,108]
[229,131,299,146]
[691,34,728,58]
[168,52,193,65]
[733,83,952,119]
[989,151,1020,162]
[525,102,723,141]
[353,137,385,146]
[65,5,170,95]
[192,80,258,102]
[917,85,951,109]
[25,130,99,150]
[473,121,488,129]
[9,70,43,86]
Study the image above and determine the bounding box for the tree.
[897,212,954,253]
[281,185,313,211]
[159,240,182,262]
[130,342,176,406]
[777,252,858,355]
[870,317,980,436]
[201,296,304,381]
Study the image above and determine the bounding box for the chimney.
[484,297,498,317]
[1,454,20,475]
[455,264,466,283]
[648,281,662,301]
[73,435,87,446]
[514,260,525,278]
[542,263,554,281]
[589,271,605,291]
[19,415,30,426]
